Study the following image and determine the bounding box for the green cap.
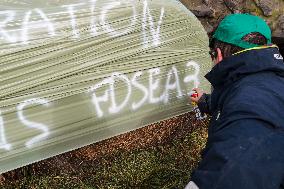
[212,14,272,49]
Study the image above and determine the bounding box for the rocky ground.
[181,0,284,38]
[181,0,284,54]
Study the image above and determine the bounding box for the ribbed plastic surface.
[0,0,211,173]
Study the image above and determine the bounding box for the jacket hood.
[205,46,284,87]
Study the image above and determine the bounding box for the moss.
[1,113,209,189]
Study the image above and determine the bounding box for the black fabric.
[197,93,212,115]
[191,47,284,189]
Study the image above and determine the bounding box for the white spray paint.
[163,66,183,103]
[90,0,98,36]
[17,98,50,148]
[21,9,55,44]
[100,1,137,37]
[62,3,84,38]
[131,71,149,110]
[148,68,164,104]
[108,72,132,114]
[91,62,200,117]
[0,111,12,151]
[142,0,165,47]
[184,61,200,91]
[0,61,201,150]
[0,0,165,46]
[0,1,204,149]
[90,78,111,118]
[0,11,17,43]
[91,72,132,117]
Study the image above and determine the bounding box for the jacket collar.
[205,45,284,88]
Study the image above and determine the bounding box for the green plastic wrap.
[0,0,211,173]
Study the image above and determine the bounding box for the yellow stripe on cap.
[233,44,279,55]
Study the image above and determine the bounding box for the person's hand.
[190,88,204,103]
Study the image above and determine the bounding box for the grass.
[0,112,208,189]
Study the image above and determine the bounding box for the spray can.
[190,91,207,120]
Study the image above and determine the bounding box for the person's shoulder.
[224,81,267,104]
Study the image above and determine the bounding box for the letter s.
[17,98,50,148]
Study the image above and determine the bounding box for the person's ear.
[216,48,223,64]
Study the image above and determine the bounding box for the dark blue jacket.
[191,46,284,189]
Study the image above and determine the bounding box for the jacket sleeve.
[190,119,284,189]
[197,93,212,115]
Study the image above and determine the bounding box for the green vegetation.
[1,113,208,189]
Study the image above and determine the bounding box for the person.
[185,13,284,189]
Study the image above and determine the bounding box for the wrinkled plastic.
[0,0,211,173]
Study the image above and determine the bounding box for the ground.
[0,113,209,188]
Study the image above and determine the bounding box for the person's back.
[186,14,284,189]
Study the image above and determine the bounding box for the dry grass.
[0,112,209,189]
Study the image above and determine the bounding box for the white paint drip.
[0,111,11,151]
[17,98,50,148]
[0,11,17,43]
